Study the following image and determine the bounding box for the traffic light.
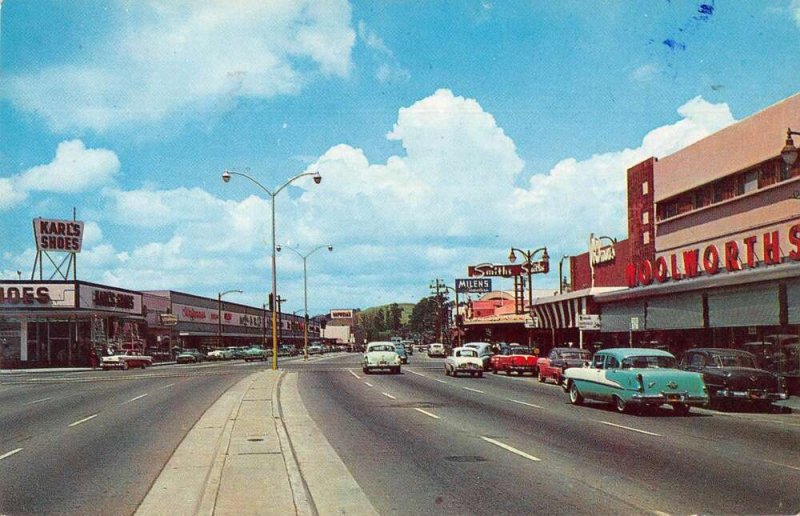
[268,293,274,311]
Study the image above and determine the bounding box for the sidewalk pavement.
[135,369,379,516]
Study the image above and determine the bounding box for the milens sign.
[626,223,800,288]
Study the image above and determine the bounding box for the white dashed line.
[158,383,175,390]
[763,459,800,471]
[434,379,448,384]
[595,420,662,437]
[68,414,98,427]
[120,394,148,405]
[0,448,23,461]
[406,370,426,377]
[25,397,52,405]
[480,436,541,462]
[382,392,396,400]
[414,408,440,419]
[364,382,373,388]
[509,399,543,409]
[349,370,361,379]
[463,387,484,394]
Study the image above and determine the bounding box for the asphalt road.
[0,360,274,515]
[293,352,800,515]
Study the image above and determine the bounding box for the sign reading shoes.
[33,218,85,253]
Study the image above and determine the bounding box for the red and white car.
[537,347,592,385]
[490,345,538,376]
[101,350,153,370]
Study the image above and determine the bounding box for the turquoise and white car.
[563,348,708,415]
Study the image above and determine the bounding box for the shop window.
[713,177,735,203]
[738,169,758,195]
[694,185,712,209]
[760,161,779,188]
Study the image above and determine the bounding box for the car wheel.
[614,396,628,413]
[492,367,498,374]
[445,367,450,376]
[505,369,511,376]
[141,363,147,369]
[122,361,129,371]
[673,403,691,416]
[537,371,545,383]
[362,367,368,374]
[568,382,583,405]
[477,371,483,378]
[470,372,476,377]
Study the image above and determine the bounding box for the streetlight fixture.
[778,129,800,199]
[507,246,549,315]
[221,168,322,370]
[276,243,333,361]
[218,289,243,349]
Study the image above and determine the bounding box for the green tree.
[409,296,440,342]
[388,303,402,333]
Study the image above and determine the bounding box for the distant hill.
[360,303,415,325]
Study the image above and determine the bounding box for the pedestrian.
[89,347,99,370]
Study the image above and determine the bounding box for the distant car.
[362,342,401,374]
[308,345,323,355]
[243,347,268,362]
[101,350,152,370]
[444,347,483,378]
[207,349,233,361]
[463,342,493,371]
[490,345,538,376]
[680,348,788,411]
[428,343,446,358]
[176,349,206,364]
[537,347,593,385]
[394,343,409,364]
[563,348,708,415]
[401,340,414,355]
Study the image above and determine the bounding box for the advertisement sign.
[455,278,492,294]
[330,309,354,319]
[0,283,76,308]
[172,302,263,328]
[467,261,548,278]
[79,284,143,315]
[577,314,601,330]
[33,218,85,253]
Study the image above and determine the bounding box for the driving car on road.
[243,346,268,362]
[427,342,446,358]
[680,348,788,411]
[537,347,593,385]
[101,350,152,370]
[176,349,207,364]
[362,342,402,374]
[490,344,538,375]
[463,341,494,371]
[563,348,708,415]
[394,342,409,364]
[444,347,484,378]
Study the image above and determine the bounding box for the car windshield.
[621,355,677,369]
[561,351,591,360]
[369,345,394,352]
[457,349,478,357]
[711,354,757,368]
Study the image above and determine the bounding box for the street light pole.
[508,246,549,348]
[218,289,243,349]
[276,244,333,361]
[222,168,322,370]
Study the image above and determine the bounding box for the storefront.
[0,281,145,368]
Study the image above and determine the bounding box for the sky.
[2,0,800,316]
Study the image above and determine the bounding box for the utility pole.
[429,279,447,346]
[276,295,286,348]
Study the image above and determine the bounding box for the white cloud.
[792,0,800,25]
[4,0,356,132]
[357,19,409,84]
[16,140,120,193]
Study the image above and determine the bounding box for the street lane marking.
[0,448,23,461]
[595,420,662,437]
[509,399,543,409]
[434,379,448,384]
[382,392,396,400]
[25,397,52,405]
[121,394,148,405]
[463,387,484,394]
[157,383,175,390]
[349,370,361,379]
[364,382,373,388]
[480,436,541,462]
[414,408,440,419]
[407,370,426,377]
[68,414,98,427]
[763,459,800,472]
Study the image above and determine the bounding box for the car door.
[580,353,609,402]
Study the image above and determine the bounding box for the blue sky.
[2,0,799,315]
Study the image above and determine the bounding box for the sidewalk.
[135,369,378,516]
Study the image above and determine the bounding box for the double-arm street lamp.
[508,246,549,317]
[218,289,243,348]
[222,168,322,370]
[276,243,333,361]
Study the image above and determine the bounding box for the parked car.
[307,345,323,355]
[563,348,708,415]
[680,348,789,411]
[207,349,234,361]
[176,349,207,364]
[462,342,493,371]
[427,342,446,358]
[444,347,484,378]
[362,342,402,374]
[101,350,153,370]
[490,345,538,375]
[537,347,593,385]
[394,343,409,364]
[243,346,268,362]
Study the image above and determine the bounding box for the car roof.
[597,348,675,359]
[687,348,754,356]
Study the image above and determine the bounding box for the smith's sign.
[467,261,548,278]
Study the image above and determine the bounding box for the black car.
[680,348,789,411]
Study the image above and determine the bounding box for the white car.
[444,347,484,378]
[428,343,446,358]
[362,341,402,374]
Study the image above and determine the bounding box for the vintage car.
[444,347,484,378]
[101,350,153,370]
[680,348,788,410]
[242,346,268,362]
[490,345,538,375]
[462,342,494,371]
[537,347,593,385]
[207,349,234,361]
[176,349,207,364]
[362,342,402,374]
[427,343,446,358]
[563,348,708,415]
[394,343,409,364]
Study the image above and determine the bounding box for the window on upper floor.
[642,181,649,195]
[643,230,650,244]
[642,210,649,224]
